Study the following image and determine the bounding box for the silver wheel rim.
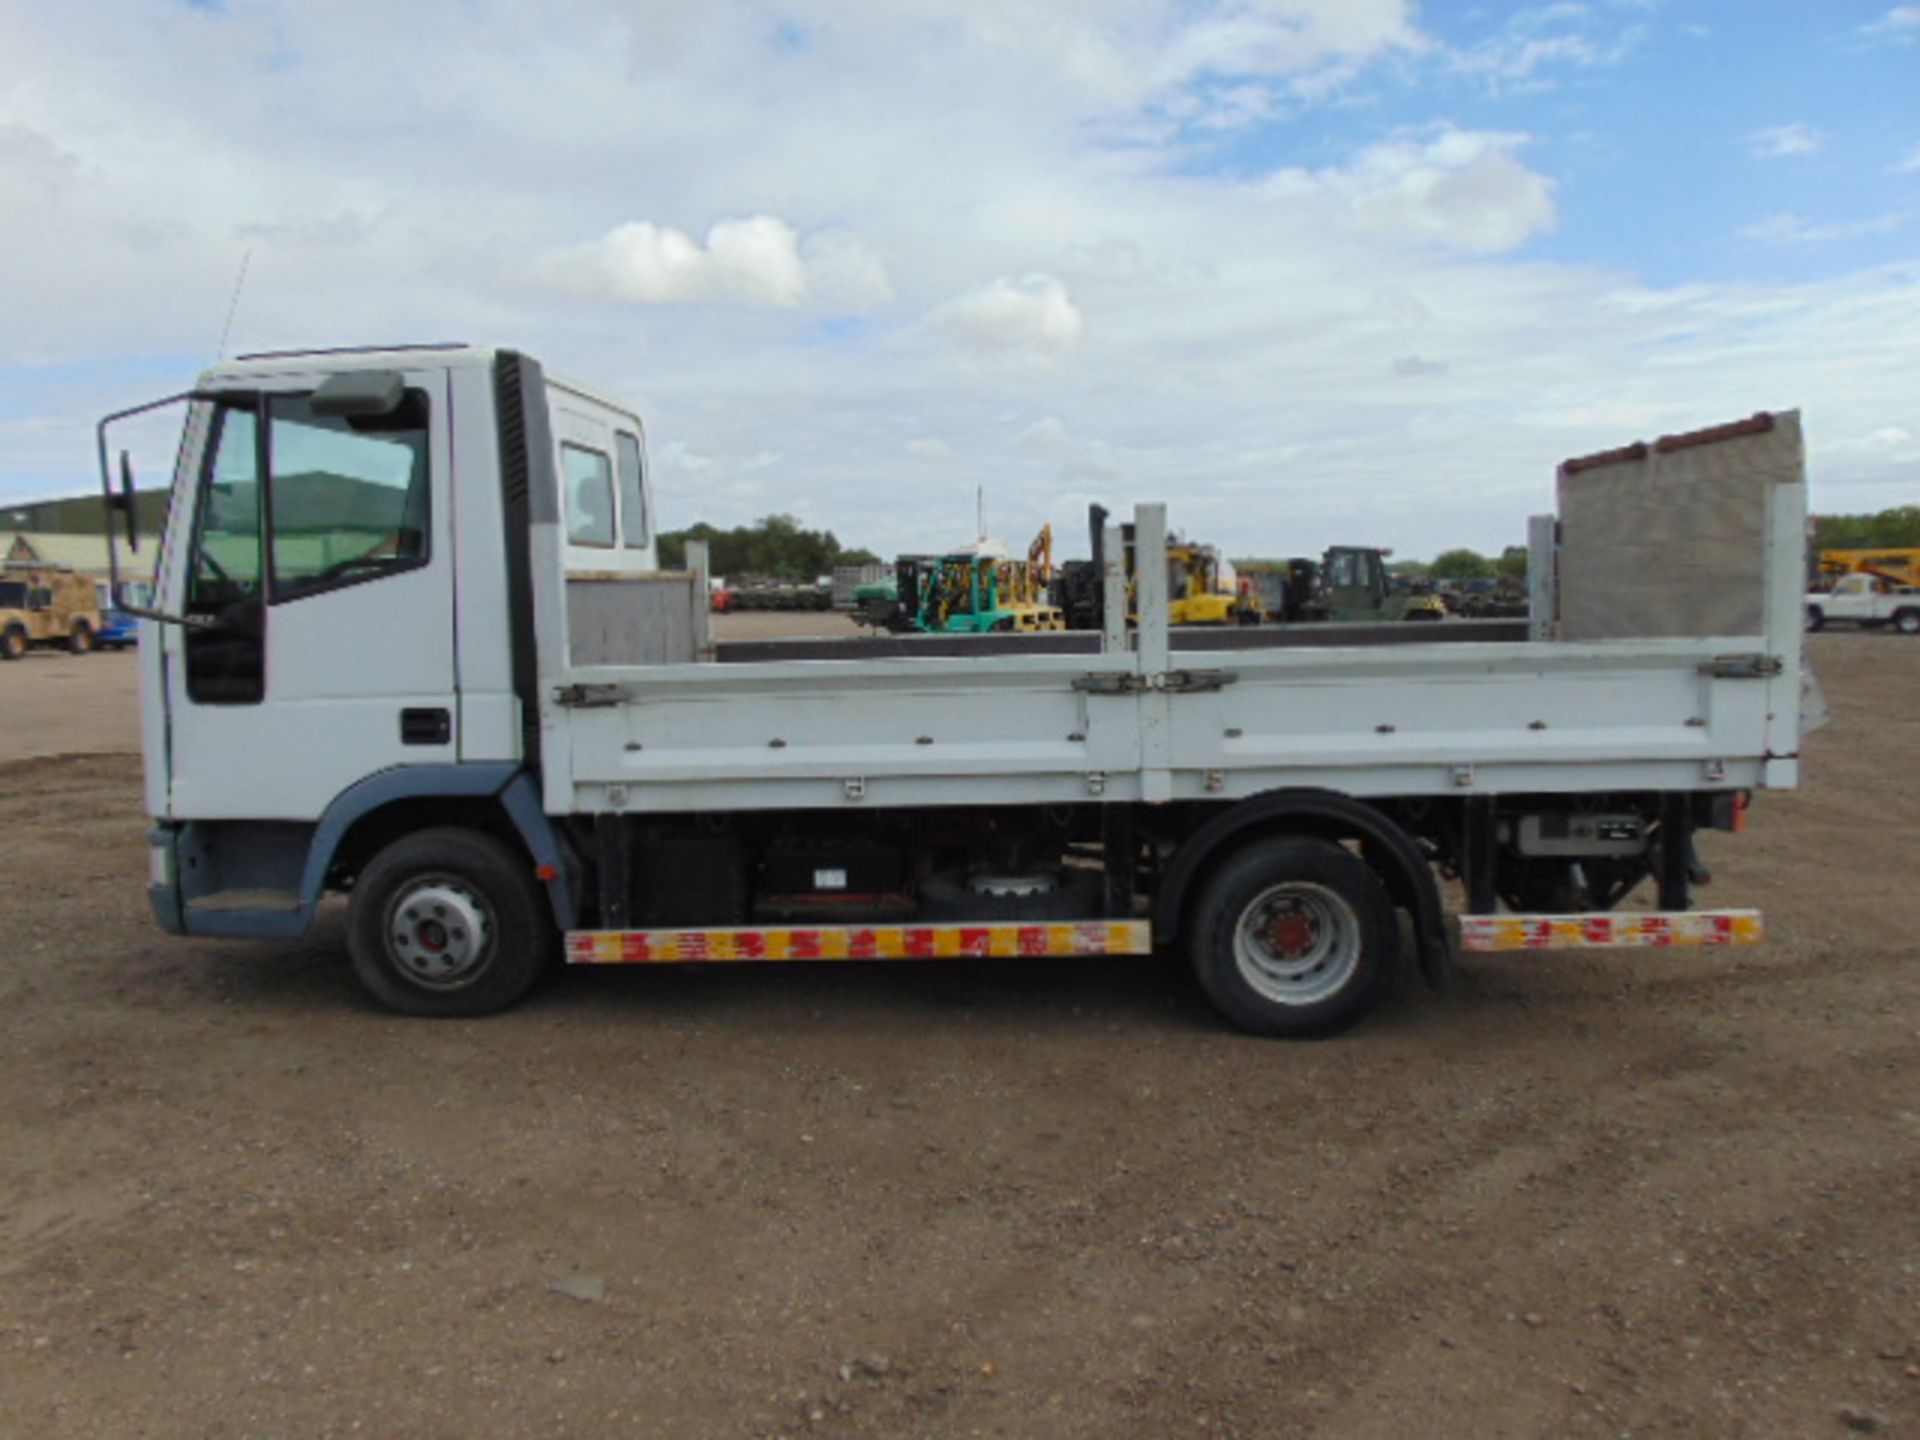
[385,876,494,990]
[1231,881,1363,1007]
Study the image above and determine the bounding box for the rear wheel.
[1805,606,1825,632]
[67,622,92,655]
[0,625,26,660]
[1895,609,1920,636]
[1187,838,1396,1037]
[346,828,554,1017]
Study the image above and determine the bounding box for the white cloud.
[927,275,1086,353]
[1747,123,1825,160]
[0,0,1916,558]
[1894,145,1920,173]
[1743,212,1908,246]
[544,216,889,310]
[1268,128,1558,255]
[1154,0,1425,87]
[1450,8,1644,89]
[1860,6,1920,40]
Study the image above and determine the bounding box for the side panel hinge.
[1700,654,1783,680]
[1073,668,1239,696]
[553,683,626,708]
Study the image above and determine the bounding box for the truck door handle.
[400,708,452,745]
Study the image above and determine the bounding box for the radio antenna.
[215,248,253,361]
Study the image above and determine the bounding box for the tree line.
[1391,507,1920,579]
[656,514,881,580]
[1811,506,1920,551]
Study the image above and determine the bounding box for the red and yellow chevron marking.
[565,919,1154,965]
[1459,909,1764,953]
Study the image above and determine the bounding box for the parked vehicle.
[0,563,102,658]
[1805,571,1920,634]
[99,348,1807,1037]
[95,579,149,649]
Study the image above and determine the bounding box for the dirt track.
[1,633,1916,1438]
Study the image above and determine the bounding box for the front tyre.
[1895,609,1920,636]
[347,828,554,1017]
[1187,838,1396,1037]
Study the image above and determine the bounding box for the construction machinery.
[1166,538,1259,626]
[1057,508,1258,628]
[1815,548,1920,590]
[872,528,1064,634]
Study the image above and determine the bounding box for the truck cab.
[129,345,650,830]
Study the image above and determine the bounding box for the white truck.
[1805,571,1920,634]
[97,348,1807,1036]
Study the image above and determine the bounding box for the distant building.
[2,488,169,538]
[4,532,152,582]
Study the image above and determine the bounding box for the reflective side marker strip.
[1459,909,1764,952]
[566,920,1155,964]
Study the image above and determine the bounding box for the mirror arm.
[115,603,212,631]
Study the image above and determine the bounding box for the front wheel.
[1895,610,1920,636]
[0,625,25,660]
[346,828,554,1017]
[1187,838,1397,1037]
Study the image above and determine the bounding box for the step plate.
[567,919,1153,964]
[1460,909,1764,952]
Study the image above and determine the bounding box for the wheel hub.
[388,881,491,988]
[1232,882,1362,1006]
[1266,909,1319,957]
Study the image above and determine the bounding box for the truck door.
[155,367,456,820]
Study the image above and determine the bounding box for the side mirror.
[116,449,139,553]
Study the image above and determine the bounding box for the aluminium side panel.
[1556,414,1800,642]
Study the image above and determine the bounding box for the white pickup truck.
[1805,571,1920,634]
[97,348,1806,1036]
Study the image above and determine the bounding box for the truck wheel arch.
[1152,788,1451,992]
[301,765,578,930]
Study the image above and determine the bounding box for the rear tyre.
[1895,610,1920,636]
[347,828,554,1017]
[1805,605,1825,632]
[1187,838,1396,1038]
[0,625,25,660]
[67,622,92,655]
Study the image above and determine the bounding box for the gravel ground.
[1,632,1915,1438]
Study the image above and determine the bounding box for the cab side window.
[615,431,648,549]
[268,390,430,601]
[563,444,616,548]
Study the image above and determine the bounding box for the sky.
[1,0,1915,562]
